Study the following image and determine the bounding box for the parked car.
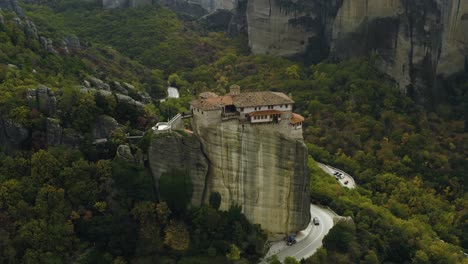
[313,217,320,225]
[344,180,349,185]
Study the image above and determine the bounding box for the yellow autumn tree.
[164,220,190,251]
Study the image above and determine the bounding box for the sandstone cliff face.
[149,121,310,234]
[244,0,467,98]
[148,132,209,207]
[193,120,310,234]
[246,0,313,56]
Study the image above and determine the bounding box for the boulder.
[91,115,119,139]
[27,85,57,116]
[0,118,29,150]
[63,35,81,51]
[39,36,58,54]
[112,81,128,95]
[122,82,136,91]
[0,0,24,17]
[46,118,62,146]
[87,77,111,91]
[116,93,145,108]
[24,19,38,40]
[83,80,91,88]
[116,144,134,162]
[61,128,83,147]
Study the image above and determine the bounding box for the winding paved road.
[261,204,336,262]
[316,162,356,189]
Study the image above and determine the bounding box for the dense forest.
[0,0,467,263]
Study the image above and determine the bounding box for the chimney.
[229,85,240,95]
[288,93,293,100]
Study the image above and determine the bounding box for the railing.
[221,112,240,121]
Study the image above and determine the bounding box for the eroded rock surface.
[195,121,310,234]
[148,132,209,207]
[46,118,63,146]
[0,118,29,150]
[149,123,310,234]
[242,0,468,99]
[91,115,119,139]
[27,85,57,116]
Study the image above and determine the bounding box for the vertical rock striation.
[148,132,209,207]
[244,0,467,99]
[149,121,310,234]
[148,120,310,234]
[193,121,310,234]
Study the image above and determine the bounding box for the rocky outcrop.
[148,132,209,206]
[149,122,310,234]
[103,0,153,9]
[0,0,24,17]
[195,121,310,234]
[61,128,83,147]
[116,144,144,163]
[116,144,135,161]
[112,81,129,95]
[87,77,111,91]
[330,0,468,99]
[27,85,57,116]
[91,115,119,139]
[0,118,29,150]
[46,118,63,146]
[244,0,468,100]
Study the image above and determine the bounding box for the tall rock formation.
[194,120,310,234]
[148,132,209,207]
[243,0,467,99]
[149,118,310,234]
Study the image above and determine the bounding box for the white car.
[313,217,320,225]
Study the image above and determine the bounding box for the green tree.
[267,255,281,264]
[226,244,240,262]
[283,256,300,264]
[285,65,300,79]
[159,170,192,215]
[31,150,60,183]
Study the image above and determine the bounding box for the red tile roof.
[290,113,305,124]
[190,95,234,110]
[190,91,294,110]
[233,91,294,108]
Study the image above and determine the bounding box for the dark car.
[285,235,296,246]
[313,217,320,225]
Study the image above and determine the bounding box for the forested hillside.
[0,0,467,263]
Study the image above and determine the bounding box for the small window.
[240,107,244,111]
